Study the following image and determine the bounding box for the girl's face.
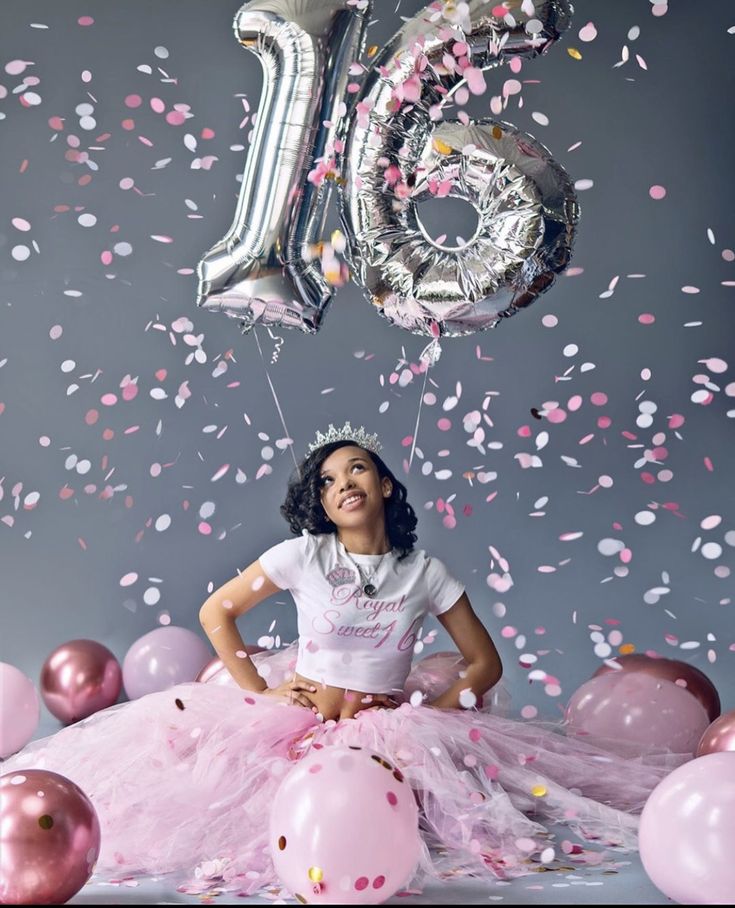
[318,446,392,528]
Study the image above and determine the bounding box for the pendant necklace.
[341,546,390,598]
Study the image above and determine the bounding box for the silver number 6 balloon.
[196,0,579,340]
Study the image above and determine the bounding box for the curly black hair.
[279,440,418,562]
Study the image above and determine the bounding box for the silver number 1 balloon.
[197,0,579,340]
[196,1,371,334]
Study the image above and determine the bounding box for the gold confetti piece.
[492,125,503,140]
[367,45,378,57]
[531,785,547,797]
[620,643,636,654]
[567,47,582,60]
[433,137,454,155]
[308,866,324,882]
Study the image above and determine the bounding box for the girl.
[2,422,686,897]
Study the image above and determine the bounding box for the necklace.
[340,545,391,598]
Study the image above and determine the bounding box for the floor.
[67,856,672,905]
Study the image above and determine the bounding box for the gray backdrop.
[1,0,733,724]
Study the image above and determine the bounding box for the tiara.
[305,421,382,458]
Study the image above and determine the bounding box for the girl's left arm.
[426,592,503,710]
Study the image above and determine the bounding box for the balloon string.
[253,327,302,481]
[408,339,440,472]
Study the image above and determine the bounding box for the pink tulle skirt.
[1,645,689,896]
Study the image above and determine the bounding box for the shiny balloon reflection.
[40,639,122,725]
[0,769,100,905]
[697,709,735,757]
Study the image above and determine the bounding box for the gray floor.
[66,857,671,905]
[14,712,674,906]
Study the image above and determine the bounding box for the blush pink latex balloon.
[0,663,40,759]
[564,670,710,755]
[40,639,122,724]
[195,645,265,685]
[593,653,721,721]
[0,769,101,905]
[696,708,735,756]
[270,745,421,904]
[639,752,735,904]
[122,626,211,700]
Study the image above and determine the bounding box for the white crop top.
[258,532,465,694]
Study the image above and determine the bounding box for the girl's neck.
[337,529,392,556]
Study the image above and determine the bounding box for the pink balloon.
[593,653,721,721]
[122,626,211,699]
[0,769,101,905]
[564,670,710,754]
[40,639,122,724]
[697,709,735,756]
[195,646,265,685]
[270,745,421,904]
[0,663,40,759]
[639,752,735,904]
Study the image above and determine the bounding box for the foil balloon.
[197,0,577,340]
[342,0,578,338]
[696,709,735,757]
[0,769,101,905]
[40,639,122,725]
[593,653,721,722]
[197,1,372,334]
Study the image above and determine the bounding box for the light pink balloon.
[195,646,265,685]
[564,670,710,754]
[0,769,101,905]
[0,663,40,758]
[697,709,735,756]
[270,745,421,904]
[122,626,211,699]
[40,639,122,724]
[639,752,735,904]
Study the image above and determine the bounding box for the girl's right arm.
[198,558,282,692]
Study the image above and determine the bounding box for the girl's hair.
[280,441,418,561]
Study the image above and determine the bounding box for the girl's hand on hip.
[264,677,318,710]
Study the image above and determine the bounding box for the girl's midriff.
[294,671,401,721]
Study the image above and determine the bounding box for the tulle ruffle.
[0,645,689,896]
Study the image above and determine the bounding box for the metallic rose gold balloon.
[697,709,735,757]
[593,653,721,722]
[0,769,100,905]
[40,639,122,725]
[195,645,265,684]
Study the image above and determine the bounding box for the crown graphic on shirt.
[305,421,382,459]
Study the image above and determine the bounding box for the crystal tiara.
[305,421,383,458]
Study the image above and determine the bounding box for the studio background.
[1,0,733,725]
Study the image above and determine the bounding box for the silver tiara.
[305,421,382,458]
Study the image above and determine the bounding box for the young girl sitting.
[1,422,686,896]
